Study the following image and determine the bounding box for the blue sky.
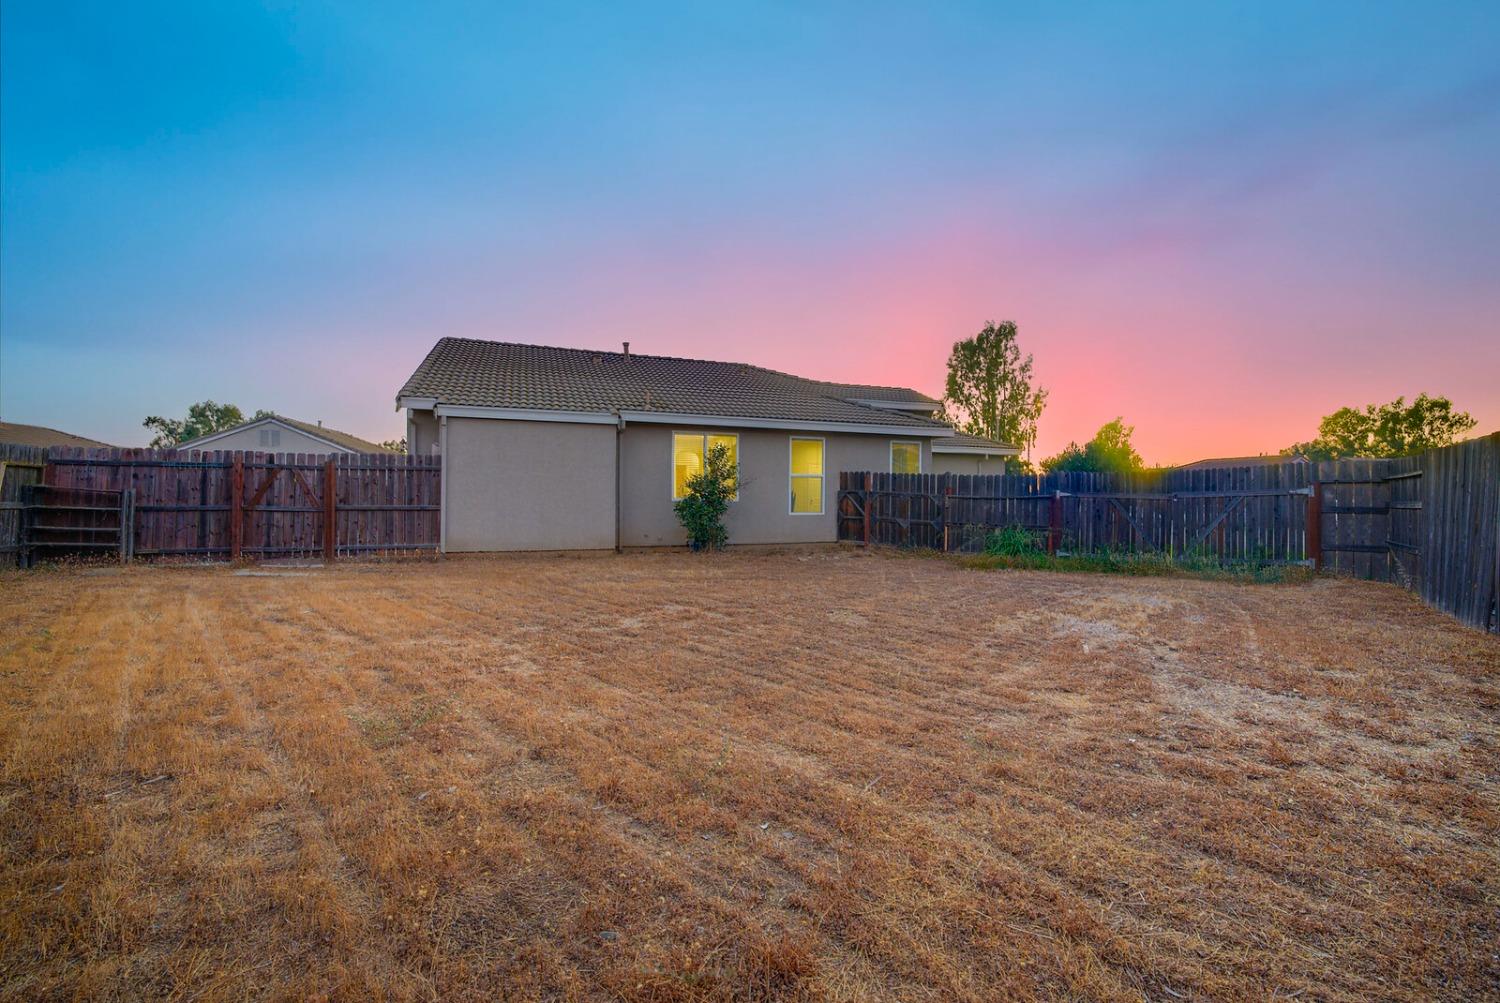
[3,2,1497,460]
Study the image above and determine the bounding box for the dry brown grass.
[2,549,1497,1001]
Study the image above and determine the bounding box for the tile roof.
[267,415,399,454]
[398,338,949,430]
[1174,454,1306,470]
[178,415,397,453]
[0,421,110,449]
[932,431,1018,452]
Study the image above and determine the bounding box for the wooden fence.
[0,443,48,567]
[838,433,1499,632]
[1,446,440,566]
[1385,433,1499,631]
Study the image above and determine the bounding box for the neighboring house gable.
[174,415,395,455]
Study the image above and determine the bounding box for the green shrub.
[983,524,1044,557]
[674,443,739,551]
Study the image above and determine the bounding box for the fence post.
[118,488,133,563]
[863,472,873,546]
[1048,491,1062,555]
[942,486,953,552]
[323,458,337,563]
[1307,481,1322,570]
[229,453,243,563]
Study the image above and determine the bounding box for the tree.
[381,438,408,454]
[673,443,739,550]
[142,400,245,447]
[1283,394,1476,460]
[942,321,1047,463]
[1042,418,1144,473]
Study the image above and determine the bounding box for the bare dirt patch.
[2,550,1496,1001]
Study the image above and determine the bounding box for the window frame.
[788,436,826,515]
[671,430,740,502]
[890,440,922,474]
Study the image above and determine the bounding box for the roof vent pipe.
[622,341,630,359]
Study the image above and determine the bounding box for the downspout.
[614,412,625,553]
[438,414,448,554]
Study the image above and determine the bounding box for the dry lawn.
[1,550,1497,1001]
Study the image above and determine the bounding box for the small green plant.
[674,443,739,551]
[956,548,1313,584]
[983,524,1043,557]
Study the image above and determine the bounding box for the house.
[397,338,1017,551]
[1174,454,1307,471]
[174,414,396,455]
[930,431,1015,475]
[0,421,110,449]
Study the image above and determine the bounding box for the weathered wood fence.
[838,432,1499,632]
[1,446,440,566]
[0,443,47,566]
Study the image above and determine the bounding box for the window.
[258,428,281,448]
[789,437,824,514]
[891,441,921,474]
[672,432,739,500]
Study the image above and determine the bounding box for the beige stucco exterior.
[180,420,356,455]
[414,409,943,551]
[619,423,931,547]
[442,416,617,552]
[931,453,1008,476]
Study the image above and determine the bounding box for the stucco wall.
[619,423,933,547]
[443,417,616,552]
[187,422,350,455]
[409,409,439,455]
[931,453,1008,476]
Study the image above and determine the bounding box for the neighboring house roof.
[932,431,1019,455]
[176,414,397,453]
[397,338,953,434]
[1174,454,1306,470]
[0,421,110,449]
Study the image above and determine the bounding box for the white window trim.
[788,436,826,515]
[890,440,922,474]
[671,430,740,502]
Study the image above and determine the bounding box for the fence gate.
[229,454,336,562]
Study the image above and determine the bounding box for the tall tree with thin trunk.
[941,321,1047,462]
[142,400,246,447]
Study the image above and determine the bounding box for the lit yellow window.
[891,441,920,474]
[789,438,824,514]
[673,432,738,500]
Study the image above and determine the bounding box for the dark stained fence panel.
[36,447,439,562]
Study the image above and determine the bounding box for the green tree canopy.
[142,400,246,448]
[1042,417,1144,473]
[1282,394,1476,460]
[941,321,1047,462]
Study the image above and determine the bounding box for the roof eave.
[931,444,1021,456]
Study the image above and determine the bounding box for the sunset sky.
[2,2,1497,464]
